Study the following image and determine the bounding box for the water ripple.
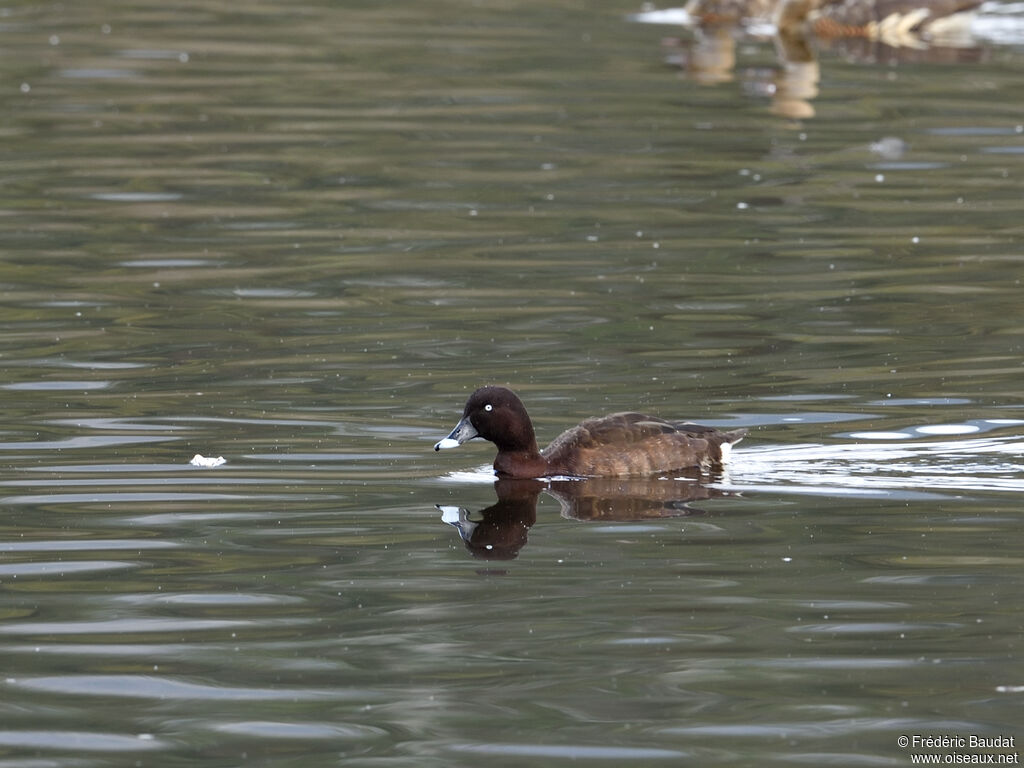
[0,730,166,752]
[208,720,386,740]
[0,561,139,577]
[0,492,311,505]
[2,380,111,391]
[5,675,379,702]
[0,619,263,636]
[0,539,176,552]
[447,743,689,760]
[0,435,178,451]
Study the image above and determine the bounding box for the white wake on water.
[722,432,1024,497]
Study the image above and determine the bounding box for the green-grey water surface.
[1,1,1023,765]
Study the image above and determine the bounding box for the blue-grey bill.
[433,417,479,451]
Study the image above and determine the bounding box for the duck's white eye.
[484,404,493,412]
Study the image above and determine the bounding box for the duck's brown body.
[436,386,746,479]
[539,412,743,478]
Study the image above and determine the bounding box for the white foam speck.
[189,454,226,467]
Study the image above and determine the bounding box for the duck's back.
[541,412,745,477]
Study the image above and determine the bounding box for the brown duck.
[435,385,746,479]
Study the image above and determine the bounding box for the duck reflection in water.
[439,473,735,560]
[643,0,994,119]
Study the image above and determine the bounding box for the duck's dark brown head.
[435,385,538,454]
